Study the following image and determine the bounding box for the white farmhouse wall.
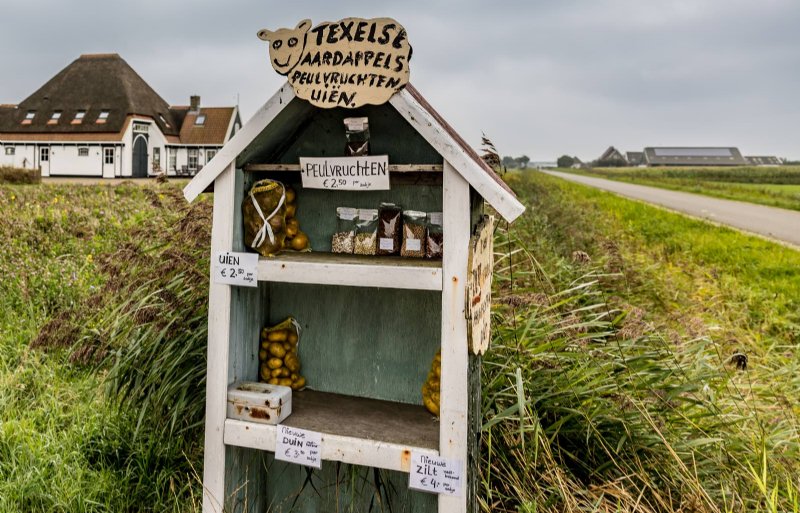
[47,144,105,177]
[0,143,36,169]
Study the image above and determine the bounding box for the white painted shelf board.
[224,390,440,473]
[257,252,443,290]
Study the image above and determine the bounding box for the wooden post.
[203,163,237,513]
[439,161,470,513]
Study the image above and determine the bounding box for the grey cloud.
[1,0,798,160]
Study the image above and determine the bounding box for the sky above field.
[1,0,798,161]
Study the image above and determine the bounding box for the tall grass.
[479,172,800,512]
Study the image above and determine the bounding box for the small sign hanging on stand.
[466,215,494,355]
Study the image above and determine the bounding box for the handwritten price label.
[408,452,463,496]
[275,425,322,469]
[212,251,258,288]
[300,156,390,191]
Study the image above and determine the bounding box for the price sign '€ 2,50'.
[257,18,412,109]
[466,215,495,355]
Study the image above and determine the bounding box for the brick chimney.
[189,95,201,113]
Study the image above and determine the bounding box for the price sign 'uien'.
[257,18,412,109]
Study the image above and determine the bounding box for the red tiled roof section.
[404,84,517,198]
[179,107,235,145]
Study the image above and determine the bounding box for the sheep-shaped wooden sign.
[258,18,412,109]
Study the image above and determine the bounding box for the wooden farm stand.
[183,83,524,513]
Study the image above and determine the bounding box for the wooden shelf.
[258,252,443,290]
[244,163,443,173]
[224,390,440,473]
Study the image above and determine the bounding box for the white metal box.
[227,381,292,424]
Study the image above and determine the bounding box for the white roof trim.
[388,89,524,222]
[182,83,525,223]
[183,85,295,202]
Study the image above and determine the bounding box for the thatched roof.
[0,54,179,136]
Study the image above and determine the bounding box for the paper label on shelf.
[275,425,322,469]
[300,156,390,191]
[408,452,463,496]
[428,212,443,226]
[406,238,421,251]
[212,251,258,288]
[379,238,394,251]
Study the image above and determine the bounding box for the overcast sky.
[1,0,798,161]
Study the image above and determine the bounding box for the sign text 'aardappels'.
[258,18,412,109]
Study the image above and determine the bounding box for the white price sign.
[275,425,322,469]
[408,452,463,496]
[212,251,258,288]
[300,156,390,191]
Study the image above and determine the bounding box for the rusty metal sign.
[257,18,412,109]
[466,215,494,355]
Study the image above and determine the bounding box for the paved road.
[543,170,800,247]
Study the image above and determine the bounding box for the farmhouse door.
[132,134,148,178]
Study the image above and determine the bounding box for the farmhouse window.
[188,149,199,171]
[104,148,114,165]
[153,147,161,165]
[168,150,176,172]
[73,111,86,124]
[206,149,217,162]
[159,114,170,128]
[22,111,35,124]
[40,147,49,162]
[195,114,206,126]
[96,111,109,124]
[49,112,62,124]
[4,147,14,156]
[78,147,89,157]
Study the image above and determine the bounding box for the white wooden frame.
[203,163,237,513]
[439,161,470,512]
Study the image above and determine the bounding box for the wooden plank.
[183,84,295,203]
[267,283,441,405]
[389,88,526,223]
[244,163,443,173]
[224,390,440,472]
[439,161,471,513]
[224,167,267,513]
[203,163,237,513]
[258,252,443,290]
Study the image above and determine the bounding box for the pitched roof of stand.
[183,83,525,222]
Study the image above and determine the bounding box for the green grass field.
[561,166,800,210]
[1,175,799,512]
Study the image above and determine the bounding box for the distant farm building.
[642,147,748,167]
[626,151,644,166]
[0,54,240,178]
[596,146,627,167]
[745,156,782,166]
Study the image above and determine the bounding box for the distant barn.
[626,151,644,166]
[643,147,747,166]
[745,156,782,166]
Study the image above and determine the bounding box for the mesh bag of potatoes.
[242,179,287,257]
[421,350,441,416]
[281,185,310,252]
[259,317,306,390]
[243,180,310,256]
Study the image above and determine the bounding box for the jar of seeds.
[354,209,378,255]
[426,212,443,259]
[400,210,426,258]
[377,202,402,256]
[331,207,358,254]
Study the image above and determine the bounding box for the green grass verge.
[560,166,800,210]
[481,171,800,511]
